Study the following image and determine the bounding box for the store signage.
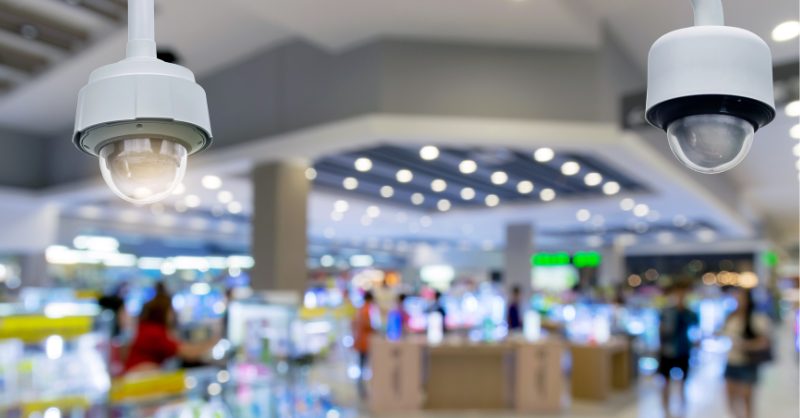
[530,251,602,268]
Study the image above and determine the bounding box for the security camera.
[645,0,775,174]
[74,0,212,204]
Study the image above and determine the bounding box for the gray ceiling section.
[0,127,48,188]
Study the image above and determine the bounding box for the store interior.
[0,0,798,417]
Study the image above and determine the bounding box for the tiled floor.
[330,323,798,418]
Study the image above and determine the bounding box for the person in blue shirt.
[507,285,523,331]
[658,281,698,417]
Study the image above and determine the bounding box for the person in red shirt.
[353,291,376,397]
[124,285,219,374]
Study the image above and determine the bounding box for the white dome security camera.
[74,0,212,204]
[645,0,775,174]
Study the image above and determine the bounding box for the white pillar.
[504,223,534,293]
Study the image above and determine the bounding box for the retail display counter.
[570,338,632,401]
[369,336,566,413]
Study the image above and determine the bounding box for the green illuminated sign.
[531,251,602,268]
[762,251,778,268]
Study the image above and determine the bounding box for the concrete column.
[599,241,627,287]
[504,223,533,293]
[20,252,50,288]
[251,162,310,297]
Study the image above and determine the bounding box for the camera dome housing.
[73,0,212,204]
[645,23,775,174]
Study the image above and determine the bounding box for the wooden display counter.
[569,338,632,401]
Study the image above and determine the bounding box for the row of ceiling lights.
[324,146,622,212]
[169,175,244,215]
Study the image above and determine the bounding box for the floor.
[320,322,799,418]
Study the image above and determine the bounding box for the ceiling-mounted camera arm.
[126,0,157,58]
[691,0,724,26]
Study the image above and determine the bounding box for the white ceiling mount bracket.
[126,0,157,58]
[690,0,724,26]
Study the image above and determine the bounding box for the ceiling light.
[576,209,591,222]
[201,175,222,190]
[74,0,211,204]
[380,185,394,198]
[305,167,317,180]
[791,124,800,139]
[437,199,452,212]
[620,198,635,211]
[411,193,425,205]
[354,157,373,172]
[561,161,580,176]
[184,194,200,208]
[584,172,602,186]
[602,181,621,195]
[396,169,413,183]
[217,190,233,204]
[431,179,447,192]
[540,188,556,201]
[786,100,800,118]
[459,160,478,174]
[366,205,381,218]
[172,183,185,195]
[420,146,440,161]
[772,20,800,42]
[420,216,433,227]
[516,180,534,194]
[534,148,555,163]
[646,5,775,174]
[227,201,242,214]
[490,171,508,185]
[331,211,344,222]
[334,200,349,212]
[460,187,476,200]
[633,203,650,218]
[485,194,500,207]
[343,177,359,190]
[793,143,800,157]
[696,229,716,242]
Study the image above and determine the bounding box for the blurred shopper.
[658,282,698,417]
[507,285,523,332]
[124,286,220,374]
[428,291,448,334]
[723,288,772,418]
[353,290,377,397]
[98,282,130,340]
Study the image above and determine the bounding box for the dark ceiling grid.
[540,219,718,239]
[0,3,89,52]
[312,144,646,212]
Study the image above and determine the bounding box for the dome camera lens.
[99,137,188,204]
[666,114,754,174]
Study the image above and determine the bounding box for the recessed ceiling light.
[217,190,233,204]
[516,180,534,194]
[540,188,556,201]
[437,199,451,212]
[380,185,394,198]
[584,172,603,186]
[620,198,635,211]
[490,171,508,185]
[420,146,440,161]
[305,167,317,180]
[227,201,242,214]
[576,209,591,222]
[772,20,800,42]
[696,229,716,242]
[459,160,478,174]
[431,179,447,192]
[793,143,800,157]
[534,148,555,163]
[201,175,222,190]
[460,187,476,200]
[343,177,359,190]
[633,203,650,218]
[561,161,580,176]
[485,194,500,207]
[790,124,800,139]
[366,205,381,218]
[411,193,425,205]
[786,100,800,117]
[396,169,414,183]
[603,182,621,195]
[184,194,201,208]
[354,157,373,172]
[334,200,349,212]
[172,183,185,195]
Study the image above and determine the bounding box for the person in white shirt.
[721,288,772,418]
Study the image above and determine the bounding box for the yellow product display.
[74,290,101,300]
[298,307,327,320]
[21,396,91,416]
[0,316,93,343]
[110,370,187,403]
